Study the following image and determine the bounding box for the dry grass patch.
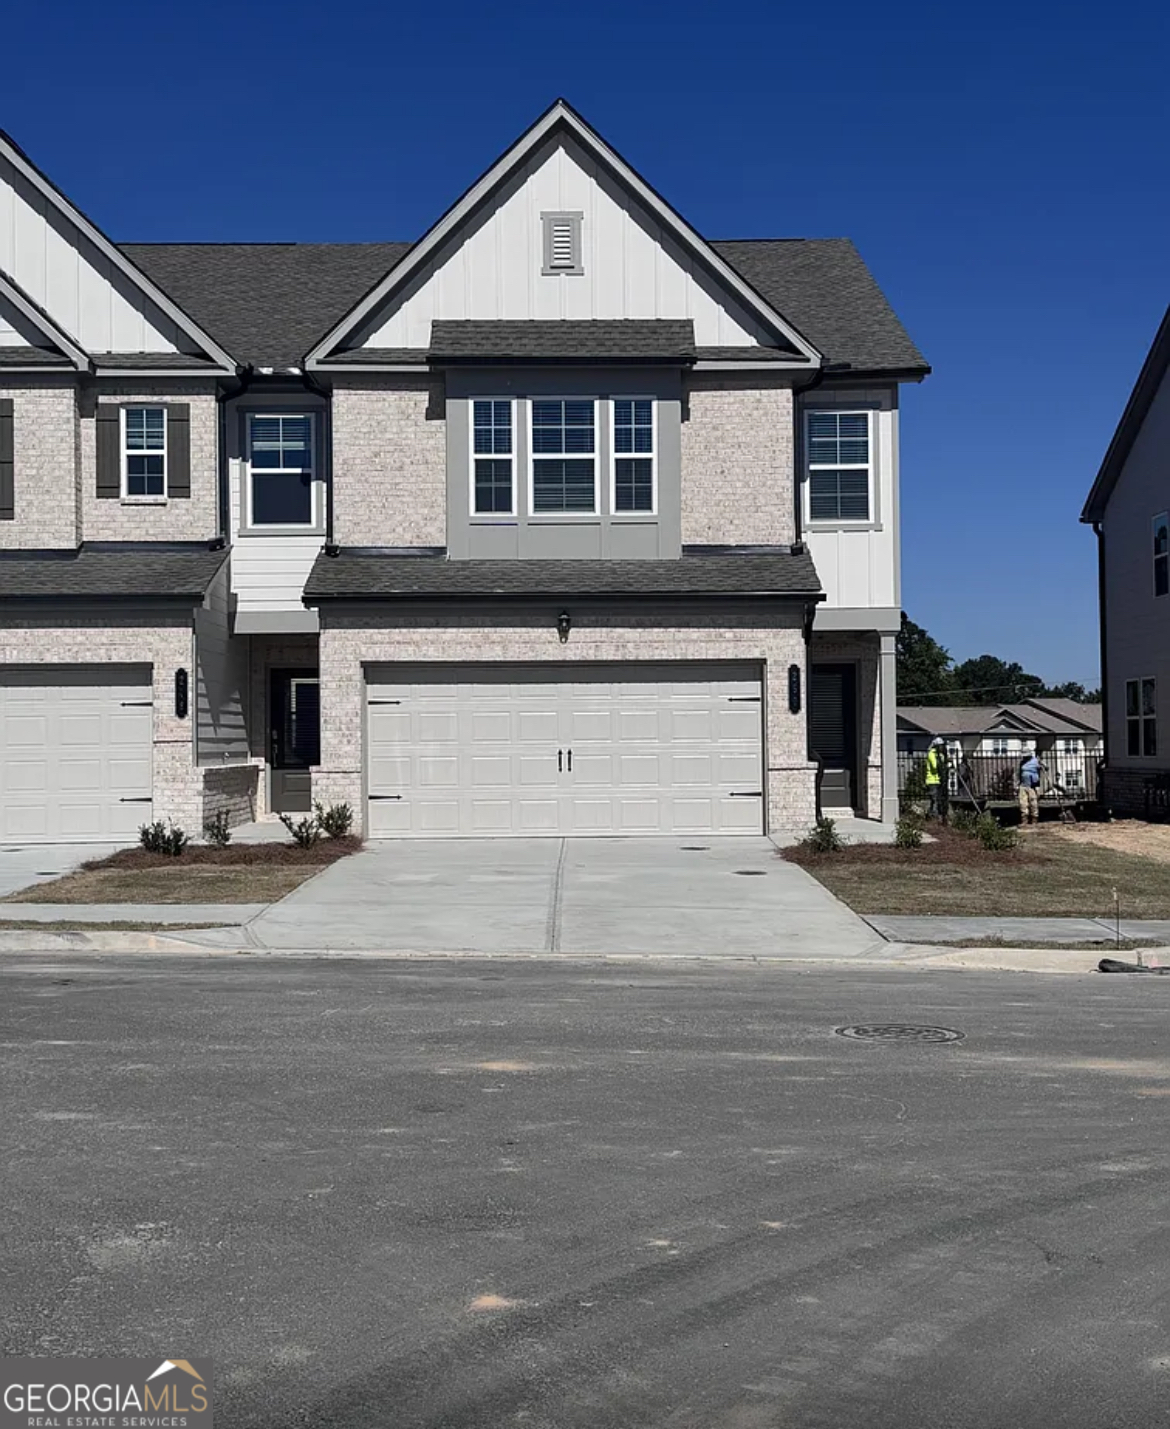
[4,837,360,906]
[784,824,1170,919]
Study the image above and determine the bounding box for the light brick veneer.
[201,765,259,831]
[331,378,446,546]
[809,630,882,818]
[0,377,80,549]
[315,606,817,836]
[681,377,795,547]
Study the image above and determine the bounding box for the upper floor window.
[613,398,655,513]
[806,410,871,523]
[247,413,315,527]
[1154,513,1168,596]
[472,400,514,515]
[531,399,596,513]
[1126,677,1157,757]
[122,406,166,498]
[541,212,583,276]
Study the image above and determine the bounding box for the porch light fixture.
[787,664,802,715]
[175,668,189,719]
[556,611,572,644]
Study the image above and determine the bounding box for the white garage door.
[366,663,764,838]
[0,666,153,842]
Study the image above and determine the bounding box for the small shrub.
[279,813,321,848]
[894,814,924,849]
[203,810,233,848]
[314,801,354,839]
[139,820,189,857]
[902,757,928,803]
[974,812,1018,852]
[803,816,843,854]
[949,808,980,837]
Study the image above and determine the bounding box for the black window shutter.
[0,399,13,520]
[167,403,191,498]
[96,406,121,498]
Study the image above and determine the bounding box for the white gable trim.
[0,131,237,372]
[306,101,823,369]
[0,271,89,369]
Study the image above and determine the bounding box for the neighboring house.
[0,101,927,844]
[1082,306,1170,817]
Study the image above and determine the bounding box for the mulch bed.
[82,836,362,873]
[782,825,1036,870]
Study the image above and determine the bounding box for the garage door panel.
[418,756,459,787]
[6,716,49,746]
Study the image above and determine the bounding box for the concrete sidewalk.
[0,904,266,925]
[867,915,1170,945]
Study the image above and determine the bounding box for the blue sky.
[7,0,1168,685]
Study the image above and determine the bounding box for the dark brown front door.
[810,664,858,812]
[270,669,320,814]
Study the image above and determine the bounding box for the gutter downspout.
[1095,520,1111,813]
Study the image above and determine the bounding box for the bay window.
[472,399,514,514]
[612,398,655,513]
[531,399,596,513]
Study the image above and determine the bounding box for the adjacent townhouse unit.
[0,101,928,844]
[1082,306,1170,817]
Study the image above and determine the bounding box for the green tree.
[950,655,1045,705]
[896,614,954,705]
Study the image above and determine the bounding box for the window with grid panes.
[472,400,514,514]
[806,410,871,521]
[613,399,654,512]
[531,399,596,513]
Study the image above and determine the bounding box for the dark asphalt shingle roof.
[89,351,220,370]
[122,238,925,376]
[0,543,228,600]
[0,346,71,367]
[305,550,822,601]
[428,319,697,363]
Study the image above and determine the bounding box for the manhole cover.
[734,869,767,876]
[836,1024,964,1044]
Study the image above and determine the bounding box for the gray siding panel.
[194,561,249,765]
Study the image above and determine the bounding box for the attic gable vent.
[542,211,583,276]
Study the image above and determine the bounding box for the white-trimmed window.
[122,406,166,498]
[1126,677,1157,757]
[531,399,596,514]
[806,410,871,522]
[1154,513,1168,597]
[247,413,315,527]
[612,398,655,513]
[472,399,514,515]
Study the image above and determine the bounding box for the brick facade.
[681,376,795,547]
[1100,765,1167,820]
[314,606,817,836]
[331,378,446,547]
[0,377,80,549]
[201,764,259,830]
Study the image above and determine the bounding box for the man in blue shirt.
[1018,748,1044,825]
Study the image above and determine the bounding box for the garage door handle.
[368,699,401,706]
[729,791,763,798]
[369,794,402,800]
[567,749,572,772]
[120,700,153,707]
[727,696,761,703]
[558,749,563,773]
[119,796,152,803]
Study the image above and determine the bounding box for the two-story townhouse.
[0,101,927,844]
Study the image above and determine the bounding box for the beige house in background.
[0,101,928,843]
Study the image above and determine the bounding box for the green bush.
[803,816,843,854]
[949,808,980,837]
[279,813,321,848]
[314,801,354,839]
[139,820,189,857]
[974,812,1018,852]
[203,810,232,848]
[894,814,924,849]
[902,757,928,802]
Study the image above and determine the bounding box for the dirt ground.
[1048,820,1170,866]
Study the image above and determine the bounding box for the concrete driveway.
[0,842,123,899]
[242,836,881,957]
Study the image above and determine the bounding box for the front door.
[270,669,320,814]
[810,664,858,812]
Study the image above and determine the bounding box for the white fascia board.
[306,100,823,369]
[0,134,238,372]
[0,271,89,369]
[90,365,228,378]
[314,363,430,374]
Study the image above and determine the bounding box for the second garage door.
[366,662,764,837]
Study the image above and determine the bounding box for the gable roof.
[1020,696,1103,733]
[303,100,823,370]
[898,702,1102,738]
[0,130,237,373]
[0,271,89,369]
[1082,305,1170,523]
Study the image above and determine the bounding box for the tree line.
[897,615,1100,707]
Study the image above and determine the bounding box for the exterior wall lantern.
[556,611,572,644]
[175,668,189,719]
[787,663,802,715]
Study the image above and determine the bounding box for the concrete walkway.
[867,915,1170,944]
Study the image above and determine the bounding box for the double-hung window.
[806,410,871,522]
[613,398,655,513]
[1154,513,1168,597]
[122,407,166,498]
[472,400,514,514]
[1126,677,1157,757]
[248,413,315,526]
[531,399,596,513]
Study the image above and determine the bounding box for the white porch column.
[880,632,899,823]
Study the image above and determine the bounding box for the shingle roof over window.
[0,346,71,367]
[428,319,699,364]
[0,543,228,600]
[304,549,822,602]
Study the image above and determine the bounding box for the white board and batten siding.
[365,663,764,838]
[0,666,152,842]
[0,153,188,354]
[227,458,322,626]
[194,559,250,763]
[359,137,774,349]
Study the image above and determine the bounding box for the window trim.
[541,211,584,276]
[804,407,875,527]
[527,396,599,518]
[609,395,657,517]
[1125,676,1158,758]
[244,410,319,532]
[120,405,168,502]
[1154,512,1168,597]
[468,397,517,519]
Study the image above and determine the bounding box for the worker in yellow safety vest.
[924,736,947,821]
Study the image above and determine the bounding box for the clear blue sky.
[7,0,1168,686]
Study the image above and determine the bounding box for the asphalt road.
[2,955,1170,1428]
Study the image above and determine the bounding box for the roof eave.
[0,271,90,370]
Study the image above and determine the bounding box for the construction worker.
[1018,745,1044,825]
[925,736,947,821]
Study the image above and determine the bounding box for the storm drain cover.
[735,869,767,876]
[836,1023,964,1044]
